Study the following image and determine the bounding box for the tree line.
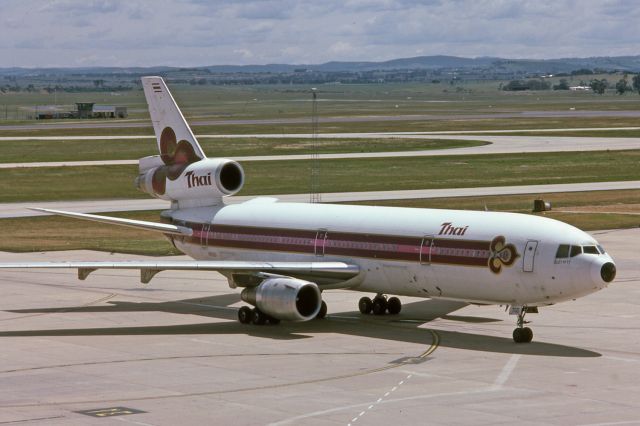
[502,73,640,95]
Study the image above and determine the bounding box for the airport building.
[34,102,128,119]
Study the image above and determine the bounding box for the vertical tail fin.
[141,76,206,165]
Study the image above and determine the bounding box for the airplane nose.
[600,262,616,283]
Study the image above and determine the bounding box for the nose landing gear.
[512,306,534,343]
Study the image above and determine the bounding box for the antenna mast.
[309,88,321,203]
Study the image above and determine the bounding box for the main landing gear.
[512,307,534,344]
[237,306,281,325]
[237,301,328,326]
[358,294,402,316]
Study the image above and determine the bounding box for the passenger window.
[583,246,599,255]
[555,244,570,258]
[570,245,582,257]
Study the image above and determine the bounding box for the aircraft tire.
[238,306,254,324]
[267,316,281,325]
[387,297,402,315]
[372,298,387,315]
[316,301,327,319]
[252,308,268,325]
[513,328,523,343]
[513,327,533,343]
[358,297,373,314]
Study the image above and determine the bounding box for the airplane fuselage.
[167,199,614,306]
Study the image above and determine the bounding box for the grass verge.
[2,116,640,138]
[0,138,487,163]
[0,211,179,256]
[1,150,639,203]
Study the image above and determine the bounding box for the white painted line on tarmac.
[270,386,514,425]
[346,373,413,426]
[492,354,521,389]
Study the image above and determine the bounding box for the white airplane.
[0,77,617,343]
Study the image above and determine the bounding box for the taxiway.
[2,180,639,218]
[2,134,640,169]
[0,228,638,425]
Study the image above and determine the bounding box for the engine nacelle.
[135,157,244,202]
[241,278,322,322]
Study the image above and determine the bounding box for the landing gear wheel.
[513,327,533,343]
[238,306,254,324]
[316,301,327,319]
[513,306,534,343]
[372,297,387,315]
[387,297,402,315]
[252,308,267,325]
[267,316,281,325]
[358,297,373,314]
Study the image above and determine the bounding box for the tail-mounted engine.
[135,156,244,206]
[240,277,322,322]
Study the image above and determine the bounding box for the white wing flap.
[0,261,361,286]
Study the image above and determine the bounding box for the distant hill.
[2,55,640,76]
[207,54,640,74]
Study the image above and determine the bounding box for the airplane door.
[200,224,211,248]
[420,235,434,264]
[523,240,538,272]
[315,230,328,256]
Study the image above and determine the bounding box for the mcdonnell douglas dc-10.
[0,77,617,343]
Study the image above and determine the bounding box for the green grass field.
[2,75,639,121]
[2,115,640,139]
[1,150,638,203]
[0,137,487,163]
[1,75,639,135]
[0,211,179,255]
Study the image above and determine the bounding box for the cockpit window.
[570,245,582,257]
[583,245,599,255]
[597,245,606,254]
[555,244,570,259]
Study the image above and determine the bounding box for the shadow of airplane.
[3,294,600,358]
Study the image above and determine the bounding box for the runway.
[2,109,640,131]
[2,134,640,169]
[2,180,639,218]
[0,228,638,425]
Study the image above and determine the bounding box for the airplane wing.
[0,261,361,287]
[30,208,192,236]
[15,208,362,288]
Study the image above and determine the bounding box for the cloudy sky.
[2,0,639,68]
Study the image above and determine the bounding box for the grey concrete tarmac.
[2,134,640,169]
[0,228,638,425]
[2,180,639,218]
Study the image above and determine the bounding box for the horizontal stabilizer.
[30,208,192,236]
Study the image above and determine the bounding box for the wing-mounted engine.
[240,277,322,322]
[135,156,244,207]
